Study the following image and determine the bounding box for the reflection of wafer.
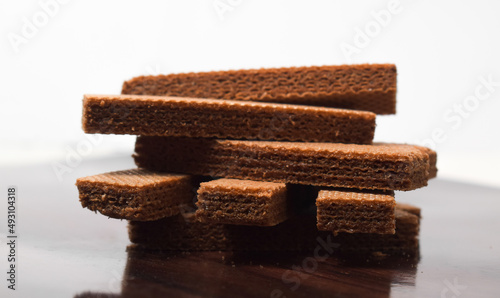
[316,190,396,234]
[82,94,376,144]
[195,178,289,226]
[122,64,397,114]
[134,137,432,191]
[76,169,193,221]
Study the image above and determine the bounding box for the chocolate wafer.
[195,178,289,226]
[128,203,421,254]
[122,64,397,114]
[416,146,437,178]
[128,213,323,252]
[388,144,437,179]
[76,169,193,221]
[333,203,420,255]
[316,190,396,234]
[134,137,432,191]
[394,202,421,218]
[82,94,376,144]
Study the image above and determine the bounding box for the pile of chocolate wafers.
[76,64,436,255]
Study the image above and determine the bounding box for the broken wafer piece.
[76,169,193,221]
[82,94,376,144]
[134,137,432,191]
[195,178,289,226]
[316,190,396,234]
[122,64,397,114]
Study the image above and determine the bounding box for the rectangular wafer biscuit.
[127,203,420,254]
[389,144,437,179]
[82,94,376,144]
[134,137,432,191]
[416,146,437,178]
[333,204,420,255]
[316,190,396,234]
[122,64,397,114]
[195,179,289,226]
[76,169,193,221]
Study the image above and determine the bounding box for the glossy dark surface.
[1,156,499,297]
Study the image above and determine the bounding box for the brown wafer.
[195,178,289,226]
[128,213,322,252]
[134,137,432,191]
[387,143,437,179]
[76,169,193,221]
[333,204,420,255]
[128,203,421,254]
[82,94,376,144]
[416,146,437,178]
[394,202,421,218]
[316,190,396,234]
[122,64,397,114]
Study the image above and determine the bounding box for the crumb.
[372,251,388,258]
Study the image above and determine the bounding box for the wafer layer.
[134,137,431,191]
[334,204,420,254]
[195,179,289,226]
[394,202,421,218]
[128,204,420,254]
[76,169,193,221]
[128,213,321,252]
[316,190,396,234]
[392,144,437,179]
[82,94,375,144]
[122,64,397,114]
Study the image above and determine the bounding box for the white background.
[1,0,499,188]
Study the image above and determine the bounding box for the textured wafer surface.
[82,94,376,144]
[416,146,437,178]
[134,137,431,191]
[122,64,397,114]
[333,205,420,254]
[316,190,396,234]
[195,178,289,226]
[385,143,437,179]
[76,169,193,221]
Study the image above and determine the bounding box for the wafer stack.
[77,64,435,255]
